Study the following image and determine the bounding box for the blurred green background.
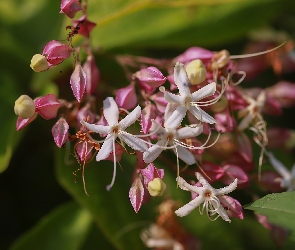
[1,0,295,249]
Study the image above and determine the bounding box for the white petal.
[175,196,204,217]
[176,125,203,139]
[120,133,148,152]
[164,103,177,122]
[81,120,111,134]
[150,120,166,136]
[176,176,200,193]
[143,140,166,163]
[174,62,191,97]
[96,134,114,161]
[291,163,295,178]
[103,97,119,126]
[191,82,216,101]
[163,91,182,104]
[216,178,238,196]
[195,172,210,188]
[237,113,252,131]
[268,152,291,180]
[215,204,231,222]
[119,105,141,131]
[164,106,187,129]
[189,106,216,124]
[174,146,195,165]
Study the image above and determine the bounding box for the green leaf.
[10,202,92,250]
[85,0,288,50]
[55,150,155,250]
[245,192,295,238]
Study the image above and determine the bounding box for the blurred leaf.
[245,192,295,238]
[0,73,23,172]
[85,0,289,50]
[55,150,154,250]
[10,202,92,250]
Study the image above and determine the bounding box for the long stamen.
[106,139,117,191]
[229,42,286,59]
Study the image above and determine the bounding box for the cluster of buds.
[14,0,295,248]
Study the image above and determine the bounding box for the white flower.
[143,120,203,166]
[81,97,147,190]
[161,62,216,128]
[238,90,266,131]
[268,152,295,191]
[175,172,238,222]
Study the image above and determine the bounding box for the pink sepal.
[221,164,249,188]
[150,92,168,113]
[174,47,214,64]
[219,195,244,220]
[83,54,100,95]
[16,113,37,131]
[267,81,295,108]
[214,109,236,132]
[60,0,82,18]
[237,132,252,163]
[115,84,137,110]
[129,176,145,213]
[105,143,124,162]
[140,163,164,187]
[196,161,224,182]
[70,64,87,102]
[73,15,96,38]
[141,104,156,134]
[76,141,93,162]
[35,94,61,120]
[258,171,283,192]
[43,40,71,66]
[52,117,69,148]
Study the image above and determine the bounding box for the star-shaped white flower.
[161,62,216,128]
[143,120,203,166]
[175,172,238,222]
[81,97,148,190]
[238,91,266,131]
[268,152,295,191]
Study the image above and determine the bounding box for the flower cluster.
[13,0,295,248]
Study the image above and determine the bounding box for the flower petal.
[96,135,114,161]
[174,62,191,97]
[191,82,216,101]
[164,106,187,128]
[268,152,291,181]
[143,140,166,163]
[216,178,238,196]
[174,146,195,165]
[103,97,119,126]
[189,106,216,124]
[119,105,141,131]
[163,91,182,104]
[176,125,203,139]
[120,133,148,152]
[81,120,111,134]
[175,195,204,217]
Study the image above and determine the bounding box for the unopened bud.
[148,177,166,197]
[210,95,228,113]
[211,50,230,69]
[185,59,207,85]
[30,54,49,72]
[14,95,35,119]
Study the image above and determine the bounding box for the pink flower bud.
[174,47,214,64]
[267,127,294,149]
[219,195,244,220]
[83,54,100,95]
[70,64,87,102]
[60,0,82,18]
[115,84,137,110]
[135,67,166,88]
[76,107,96,125]
[150,92,168,113]
[73,15,96,38]
[52,117,69,148]
[221,164,249,188]
[42,40,72,66]
[129,176,145,213]
[267,81,295,108]
[35,94,62,120]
